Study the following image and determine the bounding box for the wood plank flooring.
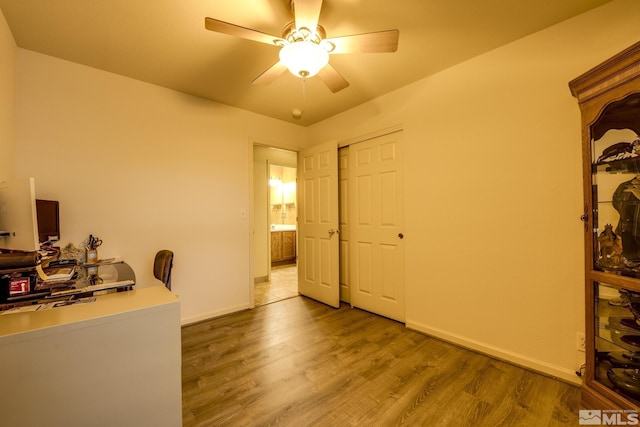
[182,296,580,426]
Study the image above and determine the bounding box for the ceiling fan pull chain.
[302,77,307,102]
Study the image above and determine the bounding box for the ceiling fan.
[204,0,399,93]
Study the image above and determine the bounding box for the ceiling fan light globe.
[279,41,329,78]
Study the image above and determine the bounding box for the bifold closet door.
[349,131,405,322]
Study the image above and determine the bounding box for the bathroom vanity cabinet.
[271,230,296,265]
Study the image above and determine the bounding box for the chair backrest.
[153,250,174,290]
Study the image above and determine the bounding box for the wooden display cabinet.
[570,41,640,411]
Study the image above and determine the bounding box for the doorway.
[251,129,404,318]
[252,146,299,306]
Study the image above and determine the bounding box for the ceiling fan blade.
[317,64,349,93]
[293,0,323,33]
[252,61,289,85]
[324,30,399,54]
[205,17,284,46]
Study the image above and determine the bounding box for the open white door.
[297,141,340,308]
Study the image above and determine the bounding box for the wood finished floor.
[182,296,581,426]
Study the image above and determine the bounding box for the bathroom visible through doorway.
[252,145,299,307]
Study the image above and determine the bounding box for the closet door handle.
[398,233,404,239]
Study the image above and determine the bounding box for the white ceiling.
[0,0,612,126]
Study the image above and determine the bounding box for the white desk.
[0,286,182,427]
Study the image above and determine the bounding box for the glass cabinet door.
[595,281,640,404]
[592,93,640,278]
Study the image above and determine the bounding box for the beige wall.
[14,50,309,323]
[308,0,640,383]
[0,10,15,179]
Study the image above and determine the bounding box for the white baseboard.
[181,303,252,326]
[405,319,582,386]
[254,275,268,284]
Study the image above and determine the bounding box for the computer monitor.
[0,177,40,252]
[36,199,60,243]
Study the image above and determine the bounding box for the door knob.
[398,233,404,239]
[328,228,340,236]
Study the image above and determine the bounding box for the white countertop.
[271,224,296,231]
[0,286,178,340]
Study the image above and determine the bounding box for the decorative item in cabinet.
[570,40,640,412]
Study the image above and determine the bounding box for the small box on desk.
[0,251,42,304]
[0,271,38,302]
[9,276,31,294]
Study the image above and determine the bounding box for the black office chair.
[153,250,174,290]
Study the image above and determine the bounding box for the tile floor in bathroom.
[254,263,298,306]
